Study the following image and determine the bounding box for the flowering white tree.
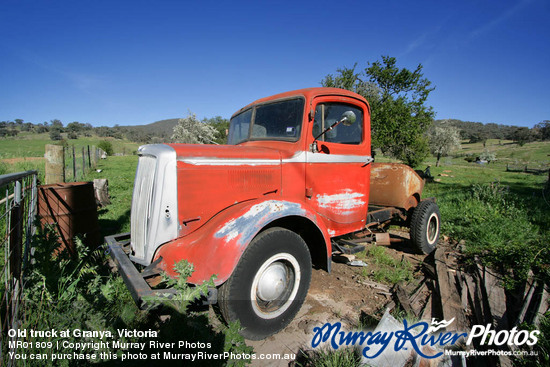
[428,126,461,167]
[171,111,217,144]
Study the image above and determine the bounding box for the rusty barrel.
[37,182,100,254]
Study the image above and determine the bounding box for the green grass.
[4,153,254,366]
[84,155,138,235]
[375,140,549,287]
[0,158,45,181]
[0,134,139,159]
[296,347,360,367]
[357,246,415,285]
[0,155,138,230]
[12,227,252,367]
[422,157,550,288]
[457,139,550,164]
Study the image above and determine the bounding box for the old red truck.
[107,87,440,340]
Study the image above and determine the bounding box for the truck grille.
[131,155,157,259]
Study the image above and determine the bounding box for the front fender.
[153,199,331,285]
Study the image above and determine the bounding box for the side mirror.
[313,110,357,143]
[340,111,356,126]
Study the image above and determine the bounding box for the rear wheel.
[218,227,312,340]
[410,201,440,254]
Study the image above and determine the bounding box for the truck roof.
[231,87,370,118]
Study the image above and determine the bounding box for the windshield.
[228,98,304,145]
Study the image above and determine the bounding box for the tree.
[427,126,461,167]
[172,111,217,144]
[511,127,534,146]
[49,127,62,141]
[21,122,34,132]
[322,56,435,167]
[50,119,64,131]
[126,129,152,143]
[534,120,550,141]
[321,63,380,102]
[203,116,229,144]
[67,121,85,134]
[469,131,489,146]
[6,129,18,137]
[36,124,48,133]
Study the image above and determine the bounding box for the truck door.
[305,97,372,236]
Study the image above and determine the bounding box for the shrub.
[8,226,253,366]
[98,140,114,156]
[49,128,62,141]
[479,149,496,163]
[440,182,547,288]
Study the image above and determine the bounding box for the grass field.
[375,139,549,170]
[85,155,138,235]
[458,139,550,165]
[0,132,139,159]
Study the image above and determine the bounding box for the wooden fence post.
[82,147,86,179]
[72,145,76,181]
[45,144,65,184]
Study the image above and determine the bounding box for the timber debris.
[383,242,549,367]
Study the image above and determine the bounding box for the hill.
[125,118,180,139]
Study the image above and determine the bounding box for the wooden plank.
[456,270,469,310]
[434,246,468,331]
[533,285,549,327]
[420,293,432,322]
[409,281,429,315]
[515,280,537,326]
[479,265,509,330]
[359,280,391,293]
[393,284,415,317]
[422,262,436,279]
[464,273,484,326]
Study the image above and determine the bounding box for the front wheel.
[218,227,312,340]
[410,200,441,254]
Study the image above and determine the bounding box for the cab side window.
[313,103,363,144]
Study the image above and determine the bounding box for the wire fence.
[0,171,38,366]
[63,145,103,182]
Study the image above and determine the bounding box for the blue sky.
[1,0,548,127]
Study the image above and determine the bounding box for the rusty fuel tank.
[369,163,424,211]
[37,181,100,255]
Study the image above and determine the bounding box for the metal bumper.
[105,232,217,309]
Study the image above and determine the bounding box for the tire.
[218,227,312,340]
[410,201,441,254]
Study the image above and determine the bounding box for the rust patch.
[369,163,424,210]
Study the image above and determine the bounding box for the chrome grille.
[130,155,157,259]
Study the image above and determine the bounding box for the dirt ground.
[239,230,429,366]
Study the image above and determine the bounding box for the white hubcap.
[426,212,439,245]
[250,253,301,319]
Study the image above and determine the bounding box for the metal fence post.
[1,170,37,366]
